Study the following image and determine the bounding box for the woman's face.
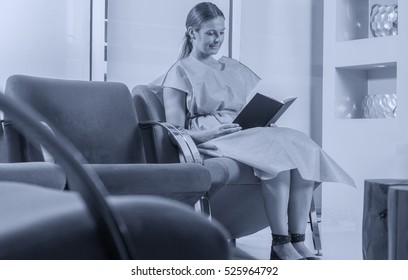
[191,16,225,57]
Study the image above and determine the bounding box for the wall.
[238,0,323,142]
[0,0,91,91]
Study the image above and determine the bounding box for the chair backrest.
[4,75,146,164]
[131,84,180,163]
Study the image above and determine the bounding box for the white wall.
[106,0,230,88]
[238,0,323,141]
[0,0,91,92]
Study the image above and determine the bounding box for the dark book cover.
[233,93,296,129]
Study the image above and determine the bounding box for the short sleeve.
[220,57,261,97]
[150,62,193,95]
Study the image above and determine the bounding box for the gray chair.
[132,84,322,253]
[0,91,230,259]
[4,75,211,209]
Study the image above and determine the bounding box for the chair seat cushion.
[0,182,230,259]
[88,163,211,205]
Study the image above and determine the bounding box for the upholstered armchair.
[0,90,230,259]
[131,84,322,254]
[3,75,212,210]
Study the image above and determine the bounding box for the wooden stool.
[363,179,408,259]
[388,186,408,259]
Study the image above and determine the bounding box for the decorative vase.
[336,96,357,119]
[362,93,397,118]
[370,4,398,37]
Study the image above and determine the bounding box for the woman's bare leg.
[288,169,315,258]
[261,171,302,259]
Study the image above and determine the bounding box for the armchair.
[132,84,322,253]
[0,90,230,259]
[3,75,211,209]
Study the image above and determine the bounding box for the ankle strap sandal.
[271,234,305,260]
[272,234,291,246]
[290,233,321,260]
[290,233,305,243]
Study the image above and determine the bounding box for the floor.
[236,216,363,260]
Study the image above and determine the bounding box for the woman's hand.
[188,123,242,144]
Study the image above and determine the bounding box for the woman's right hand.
[188,123,242,144]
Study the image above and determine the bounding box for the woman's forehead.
[200,17,225,30]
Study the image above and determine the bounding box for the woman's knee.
[290,169,314,189]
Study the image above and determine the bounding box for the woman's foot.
[270,234,305,260]
[270,243,304,260]
[291,242,320,259]
[291,234,321,260]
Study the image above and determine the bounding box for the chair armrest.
[87,163,211,205]
[2,120,55,163]
[139,120,202,164]
[39,121,56,163]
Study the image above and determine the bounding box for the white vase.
[362,93,397,118]
[370,4,398,37]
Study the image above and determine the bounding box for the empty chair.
[3,75,211,209]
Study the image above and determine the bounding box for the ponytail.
[178,32,193,60]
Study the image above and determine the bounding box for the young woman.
[153,2,355,260]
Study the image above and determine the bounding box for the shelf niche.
[335,62,397,119]
[336,0,398,41]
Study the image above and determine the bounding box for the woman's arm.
[163,87,187,127]
[163,87,241,144]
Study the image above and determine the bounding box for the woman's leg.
[287,169,315,258]
[261,171,303,259]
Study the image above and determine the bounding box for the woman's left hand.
[187,123,242,143]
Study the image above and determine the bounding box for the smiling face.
[190,16,225,58]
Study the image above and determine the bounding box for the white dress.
[153,55,355,187]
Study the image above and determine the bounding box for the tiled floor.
[236,219,362,260]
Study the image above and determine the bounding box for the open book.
[233,93,297,129]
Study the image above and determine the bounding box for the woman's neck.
[190,51,223,70]
[190,50,214,62]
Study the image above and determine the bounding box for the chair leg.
[309,196,323,256]
[195,195,212,220]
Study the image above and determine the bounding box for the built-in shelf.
[334,36,398,68]
[336,0,398,42]
[322,0,407,237]
[335,62,397,119]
